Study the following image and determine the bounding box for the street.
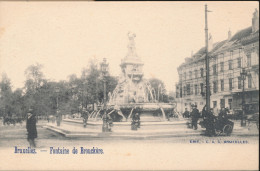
[0,120,258,170]
[0,120,258,147]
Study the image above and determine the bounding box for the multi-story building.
[175,9,259,115]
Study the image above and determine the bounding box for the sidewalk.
[44,119,259,139]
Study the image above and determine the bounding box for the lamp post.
[240,68,247,126]
[101,58,109,132]
[205,4,212,112]
[55,87,61,126]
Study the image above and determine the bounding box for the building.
[175,9,259,115]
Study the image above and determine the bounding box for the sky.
[0,1,259,92]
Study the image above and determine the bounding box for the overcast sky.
[0,1,258,92]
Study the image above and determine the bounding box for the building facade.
[175,9,259,115]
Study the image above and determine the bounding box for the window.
[239,48,242,54]
[237,58,241,68]
[221,79,224,91]
[213,81,218,93]
[194,84,198,95]
[200,83,204,96]
[183,86,186,96]
[189,71,192,79]
[213,64,217,75]
[179,74,182,81]
[213,101,217,108]
[230,51,233,58]
[228,99,232,110]
[220,62,224,72]
[229,78,233,90]
[220,99,225,108]
[194,70,198,78]
[186,84,191,95]
[184,73,186,80]
[247,54,251,67]
[238,77,242,89]
[248,75,252,88]
[228,60,233,70]
[200,68,204,77]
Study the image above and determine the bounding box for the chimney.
[208,33,213,51]
[191,50,194,57]
[252,8,259,32]
[228,29,232,39]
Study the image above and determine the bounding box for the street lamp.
[240,68,247,127]
[55,87,61,126]
[101,58,109,132]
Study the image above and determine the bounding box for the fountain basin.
[106,103,175,122]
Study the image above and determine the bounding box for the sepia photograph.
[0,1,259,170]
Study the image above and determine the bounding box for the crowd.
[183,104,233,136]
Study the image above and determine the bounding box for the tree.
[24,63,45,93]
[0,73,13,116]
[24,63,47,114]
[11,89,24,117]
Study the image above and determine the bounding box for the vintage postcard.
[0,1,259,170]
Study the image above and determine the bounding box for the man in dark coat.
[81,108,89,128]
[216,107,229,130]
[190,104,200,130]
[26,109,37,147]
[183,108,190,118]
[204,108,216,136]
[132,112,140,128]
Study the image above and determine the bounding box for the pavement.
[44,118,259,139]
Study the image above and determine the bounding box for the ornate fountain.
[55,32,180,138]
[104,32,175,122]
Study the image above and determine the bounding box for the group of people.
[184,104,232,136]
[203,106,232,136]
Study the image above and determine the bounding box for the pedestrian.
[183,108,190,118]
[132,112,140,128]
[190,104,200,130]
[81,108,89,128]
[107,114,113,132]
[204,108,216,136]
[201,105,207,120]
[26,109,37,148]
[216,107,228,130]
[56,110,61,126]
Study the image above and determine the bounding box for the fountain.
[46,33,186,138]
[105,32,175,122]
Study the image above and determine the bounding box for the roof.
[230,27,252,41]
[210,40,228,54]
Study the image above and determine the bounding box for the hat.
[194,104,197,108]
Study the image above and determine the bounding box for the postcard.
[0,1,259,170]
